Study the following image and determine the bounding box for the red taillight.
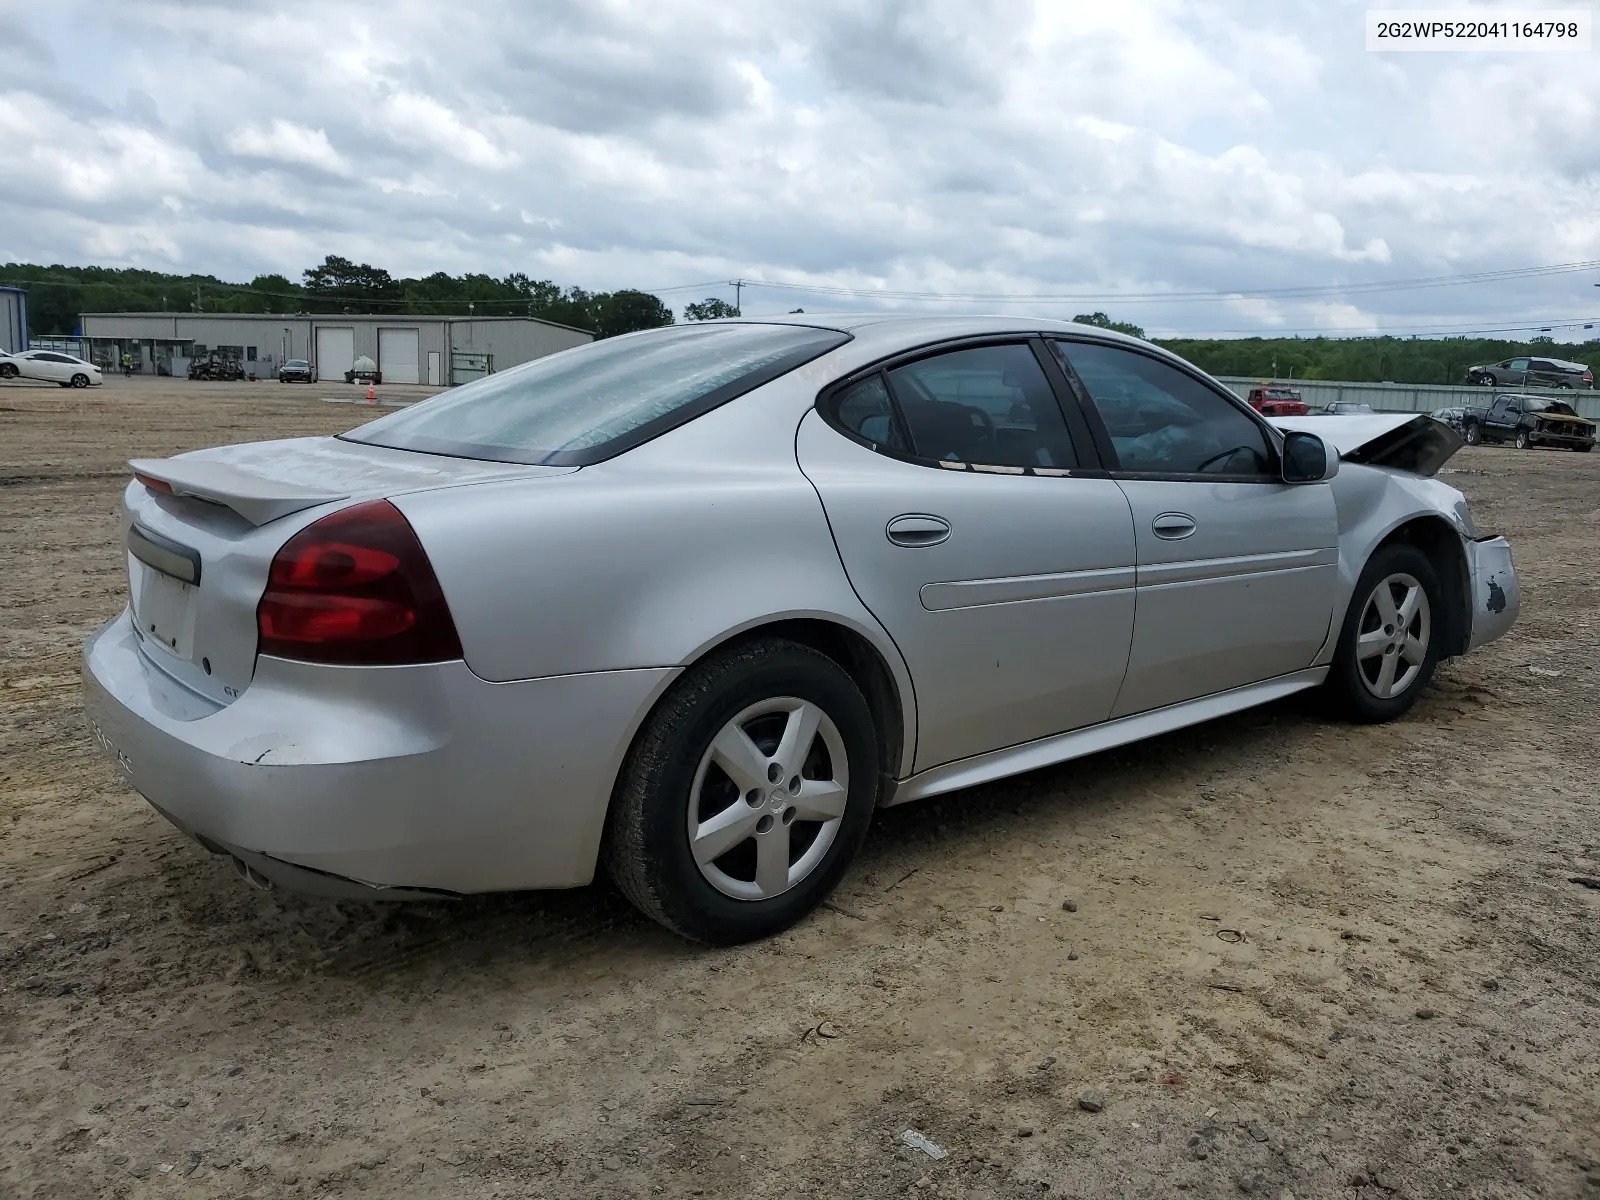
[256,500,463,665]
[135,471,173,494]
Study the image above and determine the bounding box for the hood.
[129,436,575,525]
[1532,411,1594,427]
[1267,413,1463,478]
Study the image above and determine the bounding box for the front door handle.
[886,514,951,547]
[1151,512,1197,540]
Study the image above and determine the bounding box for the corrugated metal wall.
[79,314,592,382]
[1216,376,1600,420]
[447,319,592,369]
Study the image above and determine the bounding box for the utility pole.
[728,279,745,314]
[194,283,202,313]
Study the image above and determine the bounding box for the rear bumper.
[1465,536,1519,652]
[82,609,675,895]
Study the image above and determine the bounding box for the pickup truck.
[1460,393,1595,452]
[1246,385,1310,416]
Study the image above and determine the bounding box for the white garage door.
[315,327,354,382]
[378,328,420,385]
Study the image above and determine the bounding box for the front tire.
[70,373,89,388]
[1327,544,1444,723]
[1515,428,1531,450]
[605,637,879,944]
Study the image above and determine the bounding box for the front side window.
[346,323,849,465]
[885,343,1077,469]
[1508,358,1530,371]
[1054,341,1272,476]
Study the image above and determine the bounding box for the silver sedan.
[83,316,1519,942]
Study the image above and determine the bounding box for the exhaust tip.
[230,855,275,891]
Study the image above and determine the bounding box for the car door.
[796,339,1137,772]
[21,352,64,382]
[1503,358,1530,387]
[1489,395,1520,434]
[1050,340,1339,717]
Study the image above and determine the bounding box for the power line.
[731,259,1600,305]
[1157,314,1600,338]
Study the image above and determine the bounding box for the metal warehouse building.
[0,286,27,354]
[77,312,593,385]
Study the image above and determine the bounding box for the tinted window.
[887,343,1076,469]
[1054,341,1272,476]
[834,374,906,451]
[347,323,849,466]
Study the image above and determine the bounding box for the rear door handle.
[886,514,951,547]
[1151,512,1197,540]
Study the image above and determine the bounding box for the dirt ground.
[1,374,1597,1200]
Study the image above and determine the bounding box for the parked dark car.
[278,359,313,383]
[1430,406,1466,433]
[1323,401,1374,414]
[1466,356,1592,389]
[1460,394,1595,452]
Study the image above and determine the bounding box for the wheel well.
[1375,517,1469,657]
[716,619,906,784]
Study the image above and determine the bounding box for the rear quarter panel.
[395,370,920,774]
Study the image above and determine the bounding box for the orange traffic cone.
[366,383,377,404]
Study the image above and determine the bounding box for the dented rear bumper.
[1466,535,1519,652]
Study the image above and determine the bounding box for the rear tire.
[1326,544,1444,724]
[604,637,879,944]
[1462,421,1481,446]
[0,363,16,379]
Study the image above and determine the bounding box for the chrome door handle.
[1151,512,1197,540]
[886,514,951,547]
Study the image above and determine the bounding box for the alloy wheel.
[687,696,849,901]
[1355,572,1431,700]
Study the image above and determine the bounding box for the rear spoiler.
[128,458,349,525]
[1266,414,1463,478]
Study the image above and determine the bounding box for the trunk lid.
[120,437,575,707]
[1267,413,1463,477]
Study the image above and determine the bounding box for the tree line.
[3,257,680,340]
[4,262,1594,380]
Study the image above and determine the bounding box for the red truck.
[1246,384,1310,417]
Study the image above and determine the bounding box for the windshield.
[345,323,849,465]
[1524,398,1576,415]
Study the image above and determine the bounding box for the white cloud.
[226,119,352,176]
[0,0,1595,338]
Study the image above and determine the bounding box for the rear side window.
[835,375,907,451]
[345,323,849,466]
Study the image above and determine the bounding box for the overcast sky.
[2,0,1598,338]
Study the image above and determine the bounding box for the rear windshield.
[344,323,849,466]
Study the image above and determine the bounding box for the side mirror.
[1282,430,1336,482]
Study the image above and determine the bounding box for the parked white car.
[1,349,103,387]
